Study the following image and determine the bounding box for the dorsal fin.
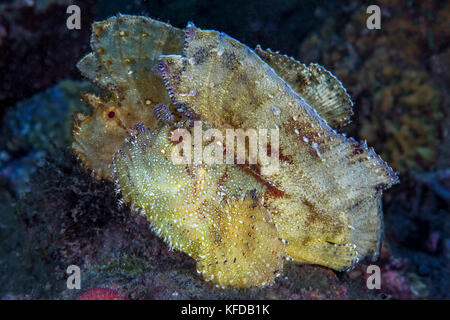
[255,46,353,128]
[158,25,398,270]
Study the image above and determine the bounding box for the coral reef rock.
[73,15,398,288]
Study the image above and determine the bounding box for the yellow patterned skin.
[113,124,285,287]
[158,24,398,270]
[74,16,399,287]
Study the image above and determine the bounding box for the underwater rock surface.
[0,80,93,195]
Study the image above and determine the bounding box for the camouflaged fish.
[72,15,399,288]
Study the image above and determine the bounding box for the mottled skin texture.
[73,16,399,287]
[159,24,398,271]
[254,46,354,129]
[113,124,285,288]
[73,15,184,178]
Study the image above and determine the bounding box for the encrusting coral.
[72,15,398,288]
[298,0,448,173]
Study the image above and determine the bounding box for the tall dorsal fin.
[255,46,353,128]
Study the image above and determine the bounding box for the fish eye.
[106,109,116,119]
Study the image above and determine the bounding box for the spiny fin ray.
[255,46,354,128]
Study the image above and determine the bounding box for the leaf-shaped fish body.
[158,24,398,270]
[73,15,184,178]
